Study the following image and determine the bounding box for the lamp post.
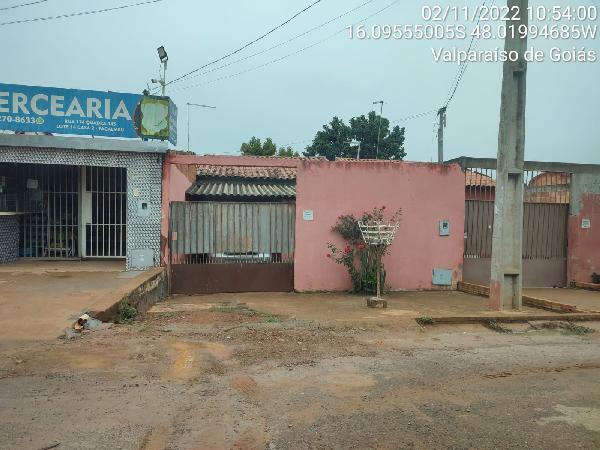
[351,139,362,160]
[187,102,216,152]
[373,100,384,159]
[152,45,169,96]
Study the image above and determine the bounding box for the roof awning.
[187,179,296,199]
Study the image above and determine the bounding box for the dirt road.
[1,304,599,449]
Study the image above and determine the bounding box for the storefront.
[0,134,165,269]
[0,82,177,269]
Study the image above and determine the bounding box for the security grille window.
[12,164,80,259]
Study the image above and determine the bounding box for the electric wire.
[0,0,48,12]
[166,0,325,87]
[0,0,163,26]
[170,0,401,93]
[444,0,492,107]
[165,0,376,87]
[390,109,438,124]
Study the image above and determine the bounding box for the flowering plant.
[327,206,401,294]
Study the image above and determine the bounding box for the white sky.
[1,0,599,163]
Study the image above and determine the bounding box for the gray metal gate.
[169,201,295,293]
[464,168,569,287]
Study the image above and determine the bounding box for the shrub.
[118,300,138,324]
[327,206,401,295]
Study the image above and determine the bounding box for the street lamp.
[187,102,217,152]
[152,45,169,96]
[373,100,384,159]
[350,139,362,160]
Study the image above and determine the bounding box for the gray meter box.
[439,220,450,236]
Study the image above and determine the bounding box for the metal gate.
[83,166,127,258]
[169,201,295,294]
[464,168,569,287]
[14,163,80,258]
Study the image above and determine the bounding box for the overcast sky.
[2,0,599,163]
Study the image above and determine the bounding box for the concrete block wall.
[568,173,600,283]
[0,216,19,263]
[0,145,163,269]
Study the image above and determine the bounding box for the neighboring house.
[465,169,496,201]
[186,164,296,202]
[464,170,570,204]
[525,172,570,203]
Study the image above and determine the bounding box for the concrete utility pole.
[373,100,384,158]
[489,0,529,310]
[437,106,447,163]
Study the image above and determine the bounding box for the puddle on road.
[538,405,600,432]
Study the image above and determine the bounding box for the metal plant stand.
[358,221,399,308]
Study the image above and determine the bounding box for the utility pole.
[437,106,447,163]
[489,0,528,311]
[187,103,217,152]
[373,100,384,158]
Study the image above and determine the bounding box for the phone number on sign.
[0,115,43,125]
[346,23,597,40]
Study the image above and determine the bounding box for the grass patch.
[118,300,138,324]
[533,321,595,335]
[483,320,513,334]
[209,303,282,323]
[416,315,435,326]
[209,304,260,316]
[263,315,281,323]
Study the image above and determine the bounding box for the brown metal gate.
[169,201,295,294]
[464,169,569,287]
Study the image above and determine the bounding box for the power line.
[0,0,163,26]
[166,0,325,87]
[171,0,401,93]
[166,0,376,87]
[444,0,492,107]
[391,109,438,124]
[0,0,48,12]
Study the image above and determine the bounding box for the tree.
[240,137,299,157]
[303,117,352,161]
[240,136,275,156]
[303,111,406,161]
[277,146,299,157]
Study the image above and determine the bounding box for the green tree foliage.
[277,146,299,157]
[240,137,299,157]
[303,111,406,161]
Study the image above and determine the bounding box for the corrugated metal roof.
[187,179,296,198]
[195,165,296,180]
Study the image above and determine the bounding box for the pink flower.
[356,243,366,250]
[326,253,332,258]
[344,246,352,254]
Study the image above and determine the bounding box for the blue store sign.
[0,83,177,145]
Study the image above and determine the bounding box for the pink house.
[162,152,465,292]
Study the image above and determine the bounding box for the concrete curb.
[92,268,168,322]
[457,281,598,314]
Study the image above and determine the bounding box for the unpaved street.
[1,303,599,450]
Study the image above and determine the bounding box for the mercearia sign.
[0,83,177,145]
